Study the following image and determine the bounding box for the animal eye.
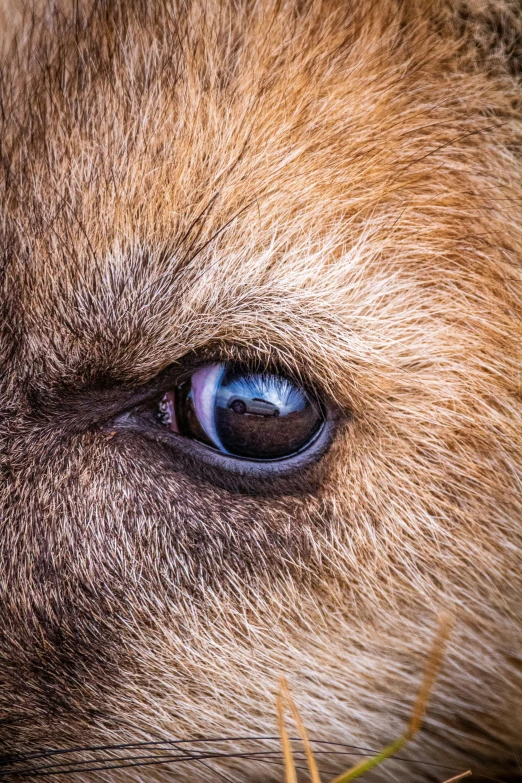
[155,363,324,461]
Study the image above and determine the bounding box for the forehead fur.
[1,0,520,394]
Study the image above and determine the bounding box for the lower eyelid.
[112,408,337,481]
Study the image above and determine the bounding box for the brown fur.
[0,0,522,780]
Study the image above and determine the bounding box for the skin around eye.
[156,363,324,461]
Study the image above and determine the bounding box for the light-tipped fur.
[0,1,521,780]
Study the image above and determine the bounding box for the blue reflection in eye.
[186,363,323,460]
[219,374,307,414]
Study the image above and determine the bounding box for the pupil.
[213,368,322,460]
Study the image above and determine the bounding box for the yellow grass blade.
[407,613,454,740]
[277,678,298,783]
[280,676,323,783]
[329,613,454,783]
[440,771,472,783]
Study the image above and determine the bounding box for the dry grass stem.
[278,614,457,783]
[280,676,323,783]
[407,613,455,740]
[440,771,472,783]
[277,684,298,783]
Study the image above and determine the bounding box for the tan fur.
[0,1,521,780]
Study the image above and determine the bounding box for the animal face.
[1,1,521,780]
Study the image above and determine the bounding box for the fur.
[0,0,522,780]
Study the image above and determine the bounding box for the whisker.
[0,736,464,773]
[0,736,282,767]
[3,749,294,777]
[146,741,239,783]
[119,197,259,322]
[0,749,313,779]
[309,741,461,771]
[0,742,466,780]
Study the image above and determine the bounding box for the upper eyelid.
[164,344,324,396]
[143,358,325,408]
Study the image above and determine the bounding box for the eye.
[155,363,324,461]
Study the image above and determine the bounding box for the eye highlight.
[156,363,324,461]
